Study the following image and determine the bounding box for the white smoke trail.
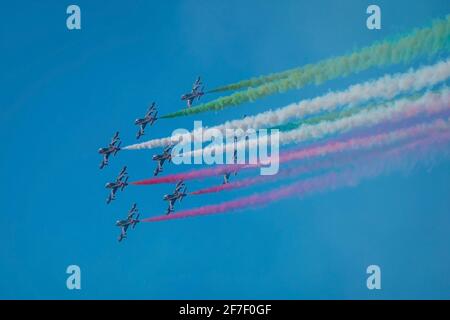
[125,59,450,150]
[181,89,450,158]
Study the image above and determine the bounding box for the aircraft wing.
[151,112,158,125]
[127,211,136,220]
[175,180,184,191]
[117,173,125,181]
[164,144,173,153]
[193,77,201,90]
[128,204,137,215]
[167,200,175,213]
[145,109,153,118]
[111,133,120,145]
[100,154,109,169]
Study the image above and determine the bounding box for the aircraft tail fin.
[121,177,129,191]
[180,187,187,202]
[132,215,140,229]
[115,142,121,155]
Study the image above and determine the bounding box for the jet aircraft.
[116,203,140,242]
[163,181,187,214]
[105,166,129,204]
[135,102,158,139]
[152,144,173,176]
[181,77,204,108]
[98,132,121,169]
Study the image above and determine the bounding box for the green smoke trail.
[162,15,450,119]
[209,15,450,93]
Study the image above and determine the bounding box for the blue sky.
[1,0,450,299]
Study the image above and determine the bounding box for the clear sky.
[1,0,450,299]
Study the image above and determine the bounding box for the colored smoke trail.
[270,94,424,132]
[125,59,450,150]
[160,16,450,118]
[182,89,450,158]
[132,117,450,186]
[132,164,255,186]
[142,132,450,223]
[189,145,411,195]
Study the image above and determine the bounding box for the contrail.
[182,89,450,158]
[160,16,450,118]
[132,116,450,185]
[125,59,450,150]
[142,132,450,223]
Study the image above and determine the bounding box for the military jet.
[98,132,121,169]
[105,166,129,204]
[152,144,173,176]
[181,77,204,108]
[135,102,158,139]
[116,203,140,242]
[163,181,187,214]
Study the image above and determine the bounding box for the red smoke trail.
[189,146,402,195]
[142,132,450,223]
[131,164,253,185]
[132,118,450,186]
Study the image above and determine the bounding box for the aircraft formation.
[98,77,230,242]
[92,16,450,243]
